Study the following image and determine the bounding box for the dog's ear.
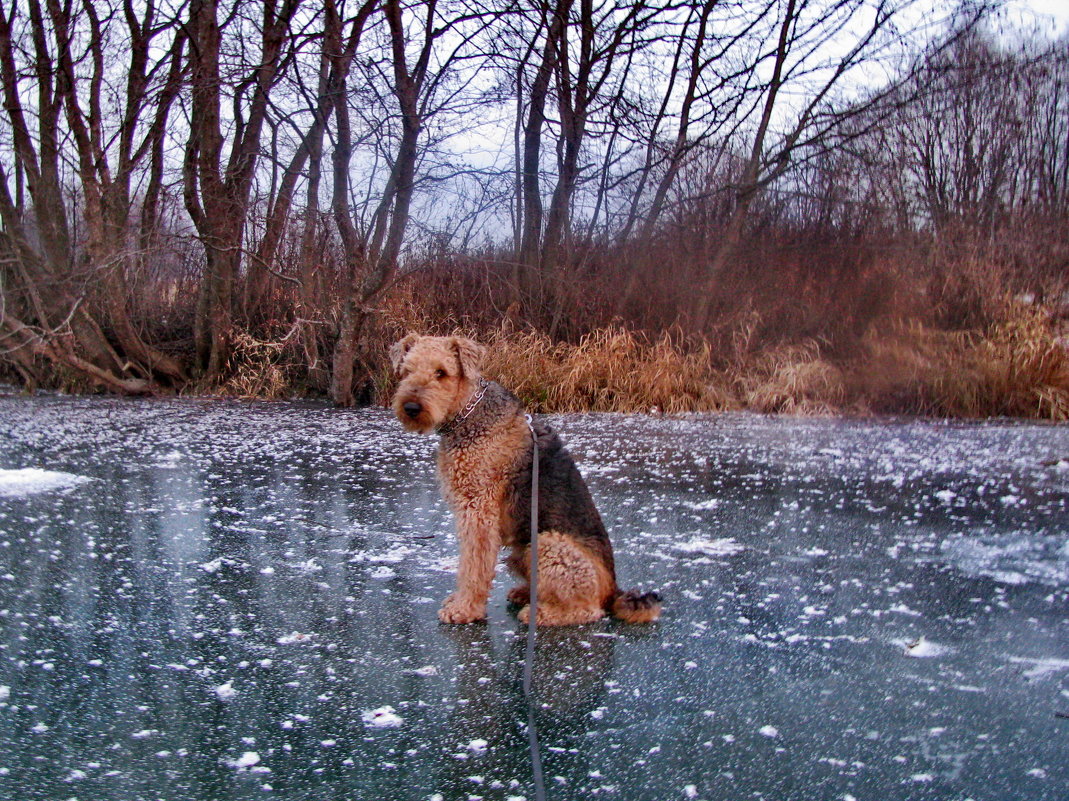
[451,336,485,378]
[389,333,420,374]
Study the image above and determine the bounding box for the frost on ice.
[901,637,951,658]
[227,751,261,769]
[0,467,90,496]
[362,706,403,728]
[675,537,746,557]
[213,680,237,700]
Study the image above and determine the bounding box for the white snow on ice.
[1006,656,1069,679]
[227,752,261,769]
[213,681,237,701]
[362,706,403,728]
[900,637,952,658]
[0,467,90,496]
[676,537,746,557]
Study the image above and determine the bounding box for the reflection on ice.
[941,530,1069,586]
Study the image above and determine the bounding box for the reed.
[480,326,730,414]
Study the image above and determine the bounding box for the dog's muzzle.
[402,401,422,419]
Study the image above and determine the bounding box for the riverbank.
[6,293,1068,421]
[163,303,1069,421]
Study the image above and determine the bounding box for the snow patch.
[153,450,184,468]
[676,537,745,557]
[227,752,261,769]
[0,468,91,496]
[682,499,720,511]
[901,637,951,658]
[934,489,956,504]
[1007,656,1069,679]
[213,681,237,701]
[942,532,1068,587]
[362,706,403,728]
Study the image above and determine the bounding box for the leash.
[523,413,546,801]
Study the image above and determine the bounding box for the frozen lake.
[0,394,1067,801]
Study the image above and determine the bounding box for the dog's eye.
[435,369,447,380]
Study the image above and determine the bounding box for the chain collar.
[436,378,489,436]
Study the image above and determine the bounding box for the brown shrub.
[214,327,299,400]
[848,303,1069,419]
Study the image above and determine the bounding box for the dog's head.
[389,334,486,433]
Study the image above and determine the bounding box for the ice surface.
[0,396,1067,800]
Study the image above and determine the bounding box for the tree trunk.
[691,0,796,331]
[517,0,571,314]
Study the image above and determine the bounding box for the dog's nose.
[403,401,422,419]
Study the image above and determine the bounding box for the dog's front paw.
[438,594,486,624]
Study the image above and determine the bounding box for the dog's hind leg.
[514,531,612,626]
[504,547,530,605]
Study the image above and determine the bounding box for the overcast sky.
[1008,0,1069,36]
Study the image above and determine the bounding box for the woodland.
[1,0,1067,417]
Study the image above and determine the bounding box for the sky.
[1006,0,1069,36]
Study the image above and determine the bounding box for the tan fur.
[391,333,659,626]
[509,532,614,626]
[391,335,482,435]
[435,414,528,623]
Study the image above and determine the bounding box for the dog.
[389,333,661,626]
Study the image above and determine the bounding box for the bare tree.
[689,0,976,329]
[329,0,486,405]
[0,0,187,391]
[183,0,301,380]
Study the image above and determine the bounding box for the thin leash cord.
[523,414,547,801]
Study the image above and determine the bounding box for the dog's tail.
[611,588,662,623]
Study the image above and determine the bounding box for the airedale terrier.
[389,333,662,626]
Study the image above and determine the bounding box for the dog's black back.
[507,417,617,579]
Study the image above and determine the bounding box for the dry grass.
[740,341,847,415]
[215,328,295,400]
[480,326,731,414]
[368,297,1069,420]
[947,307,1069,420]
[848,302,1069,420]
